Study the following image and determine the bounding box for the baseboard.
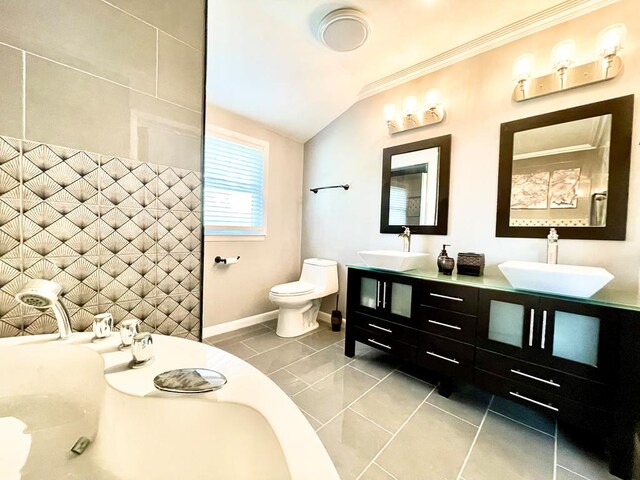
[202,310,279,339]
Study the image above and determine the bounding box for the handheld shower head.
[16,279,72,339]
[15,279,62,309]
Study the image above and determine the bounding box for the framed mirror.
[496,95,633,240]
[381,134,451,235]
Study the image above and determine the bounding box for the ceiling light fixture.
[512,23,625,102]
[318,8,371,52]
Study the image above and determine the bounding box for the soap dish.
[153,368,227,394]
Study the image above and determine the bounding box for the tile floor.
[204,321,617,480]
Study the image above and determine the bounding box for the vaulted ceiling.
[207,0,618,142]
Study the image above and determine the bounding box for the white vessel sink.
[498,261,614,298]
[358,250,429,272]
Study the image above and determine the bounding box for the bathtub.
[0,332,339,480]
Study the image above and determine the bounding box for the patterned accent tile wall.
[0,135,202,340]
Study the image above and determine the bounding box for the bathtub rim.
[0,332,339,480]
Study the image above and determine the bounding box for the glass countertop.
[347,264,640,313]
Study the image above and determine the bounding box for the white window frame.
[203,126,269,242]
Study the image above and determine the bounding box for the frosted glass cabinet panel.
[360,277,378,309]
[552,311,600,367]
[488,300,525,348]
[391,283,412,318]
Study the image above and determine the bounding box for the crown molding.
[357,0,621,100]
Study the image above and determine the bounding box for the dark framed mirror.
[381,134,451,235]
[496,95,634,240]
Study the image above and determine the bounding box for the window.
[203,127,268,238]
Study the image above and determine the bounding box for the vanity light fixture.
[512,23,626,102]
[383,89,445,135]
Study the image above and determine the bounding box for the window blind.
[389,185,408,225]
[203,133,266,236]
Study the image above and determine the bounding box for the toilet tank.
[300,258,338,294]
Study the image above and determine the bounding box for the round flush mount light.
[318,8,371,52]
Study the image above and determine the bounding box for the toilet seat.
[270,281,315,297]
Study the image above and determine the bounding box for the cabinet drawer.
[350,311,418,346]
[417,306,477,344]
[417,333,474,381]
[354,327,416,363]
[474,369,559,415]
[420,281,478,315]
[476,349,610,408]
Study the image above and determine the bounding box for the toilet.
[269,258,339,338]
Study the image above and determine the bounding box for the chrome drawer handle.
[426,351,459,364]
[368,323,392,333]
[509,391,558,412]
[368,339,391,350]
[510,369,560,387]
[429,293,463,302]
[428,319,461,331]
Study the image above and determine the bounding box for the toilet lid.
[271,281,315,296]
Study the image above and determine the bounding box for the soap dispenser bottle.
[437,244,455,275]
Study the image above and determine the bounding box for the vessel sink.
[498,261,614,298]
[357,250,429,272]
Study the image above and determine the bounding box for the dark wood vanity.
[345,266,640,479]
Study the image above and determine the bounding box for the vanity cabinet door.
[476,290,542,362]
[351,271,414,322]
[538,298,619,382]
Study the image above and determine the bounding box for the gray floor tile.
[263,319,278,330]
[243,330,292,353]
[317,408,391,480]
[426,383,492,426]
[286,344,353,385]
[300,409,323,431]
[557,424,617,480]
[360,463,396,480]
[351,371,434,433]
[206,324,272,348]
[246,341,315,375]
[349,348,398,380]
[298,328,345,350]
[268,369,309,396]
[556,466,589,480]
[461,412,554,480]
[490,395,556,435]
[293,366,379,423]
[215,341,257,360]
[378,403,477,479]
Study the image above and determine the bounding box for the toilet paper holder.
[215,256,240,265]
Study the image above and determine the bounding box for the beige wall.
[303,0,640,315]
[0,0,204,170]
[203,105,304,327]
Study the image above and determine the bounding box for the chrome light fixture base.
[513,56,622,102]
[387,105,445,135]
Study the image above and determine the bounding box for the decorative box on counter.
[457,252,485,276]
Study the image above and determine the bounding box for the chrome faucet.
[399,226,411,252]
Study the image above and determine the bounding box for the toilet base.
[275,299,321,338]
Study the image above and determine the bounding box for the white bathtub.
[0,333,339,480]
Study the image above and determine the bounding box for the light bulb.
[512,54,534,82]
[382,103,396,122]
[597,23,627,58]
[425,89,441,108]
[551,40,576,71]
[402,96,418,117]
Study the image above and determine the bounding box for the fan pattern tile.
[0,136,202,340]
